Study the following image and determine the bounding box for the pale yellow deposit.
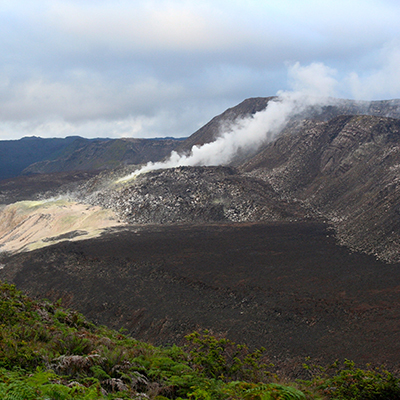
[0,199,124,254]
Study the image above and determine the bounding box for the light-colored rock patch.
[0,198,124,254]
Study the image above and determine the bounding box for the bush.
[300,359,400,400]
[185,330,272,382]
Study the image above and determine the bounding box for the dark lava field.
[2,221,400,372]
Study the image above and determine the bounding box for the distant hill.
[0,136,81,180]
[22,137,184,175]
[0,136,184,181]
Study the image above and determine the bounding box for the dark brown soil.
[2,221,400,372]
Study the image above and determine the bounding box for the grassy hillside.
[1,281,399,399]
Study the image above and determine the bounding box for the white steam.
[118,62,338,182]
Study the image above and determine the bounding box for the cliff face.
[241,115,400,262]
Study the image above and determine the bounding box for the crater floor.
[2,221,400,371]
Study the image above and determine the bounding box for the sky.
[1,0,400,140]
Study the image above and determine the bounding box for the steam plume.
[118,62,337,182]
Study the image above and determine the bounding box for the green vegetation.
[0,281,399,399]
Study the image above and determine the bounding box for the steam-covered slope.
[174,97,275,155]
[241,114,400,262]
[173,97,400,160]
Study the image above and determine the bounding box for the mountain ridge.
[0,136,185,181]
[4,97,400,182]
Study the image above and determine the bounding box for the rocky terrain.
[0,170,99,204]
[242,115,400,263]
[2,221,400,370]
[2,96,400,369]
[71,109,400,263]
[87,166,308,225]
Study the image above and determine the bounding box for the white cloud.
[0,72,185,121]
[44,1,248,53]
[346,42,400,100]
[1,0,400,139]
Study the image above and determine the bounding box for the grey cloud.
[1,0,400,139]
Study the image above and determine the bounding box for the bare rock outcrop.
[90,166,308,225]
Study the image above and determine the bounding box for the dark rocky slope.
[78,110,400,263]
[0,170,100,204]
[241,115,400,263]
[88,166,308,224]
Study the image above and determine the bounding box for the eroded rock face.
[0,199,123,254]
[88,166,308,224]
[242,115,400,262]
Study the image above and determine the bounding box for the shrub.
[185,330,272,382]
[301,359,400,400]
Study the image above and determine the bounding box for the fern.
[2,381,37,400]
[245,383,306,400]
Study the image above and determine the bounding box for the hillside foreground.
[1,281,400,399]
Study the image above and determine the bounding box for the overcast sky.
[1,0,400,140]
